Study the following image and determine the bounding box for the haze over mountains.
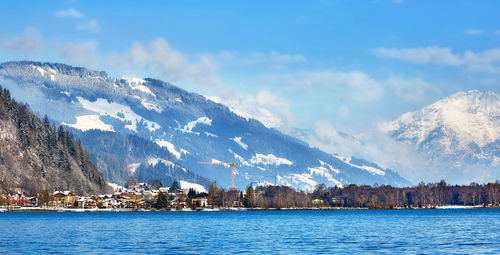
[0,61,411,190]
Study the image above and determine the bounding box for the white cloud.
[2,27,41,53]
[55,8,84,18]
[55,8,99,33]
[205,90,293,128]
[462,49,500,73]
[372,47,462,65]
[464,29,484,35]
[279,70,383,103]
[385,77,441,103]
[107,38,218,87]
[372,46,500,73]
[76,19,101,33]
[304,121,426,183]
[54,40,98,67]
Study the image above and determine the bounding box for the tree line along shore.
[1,180,499,211]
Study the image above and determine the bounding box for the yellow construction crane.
[198,161,242,190]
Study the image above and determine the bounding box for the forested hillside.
[0,86,110,195]
[71,130,212,188]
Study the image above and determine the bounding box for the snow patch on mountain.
[357,165,386,176]
[123,77,155,96]
[308,166,332,178]
[332,155,385,176]
[140,98,162,113]
[179,181,207,193]
[77,97,160,132]
[250,153,293,166]
[155,139,187,159]
[204,132,218,138]
[318,160,340,174]
[286,173,317,191]
[147,157,175,168]
[211,158,227,165]
[229,149,252,167]
[30,64,58,81]
[255,181,275,186]
[128,163,141,174]
[60,91,71,97]
[63,115,115,132]
[33,65,46,76]
[276,175,291,186]
[177,117,212,134]
[307,166,342,186]
[231,137,248,150]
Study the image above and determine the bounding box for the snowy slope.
[382,90,500,166]
[0,61,411,190]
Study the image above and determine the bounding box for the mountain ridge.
[0,61,412,190]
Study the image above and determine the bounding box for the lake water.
[0,209,499,254]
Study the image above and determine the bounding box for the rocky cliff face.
[0,86,110,195]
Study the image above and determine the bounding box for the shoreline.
[2,205,498,212]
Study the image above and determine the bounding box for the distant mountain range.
[0,61,411,190]
[382,90,500,182]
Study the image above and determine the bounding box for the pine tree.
[156,191,168,209]
[42,115,50,129]
[244,185,255,208]
[57,126,66,144]
[170,180,181,191]
[187,188,196,207]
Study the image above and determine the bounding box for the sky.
[1,0,500,182]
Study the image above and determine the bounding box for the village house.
[191,197,208,207]
[158,187,170,193]
[76,197,97,209]
[312,198,324,206]
[53,191,75,207]
[171,198,186,209]
[6,194,29,206]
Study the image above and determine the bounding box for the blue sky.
[1,1,500,173]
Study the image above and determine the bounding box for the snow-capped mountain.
[382,90,500,167]
[0,61,411,190]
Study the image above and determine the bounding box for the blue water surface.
[0,209,499,254]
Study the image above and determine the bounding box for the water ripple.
[0,209,498,254]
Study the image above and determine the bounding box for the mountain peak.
[383,90,500,165]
